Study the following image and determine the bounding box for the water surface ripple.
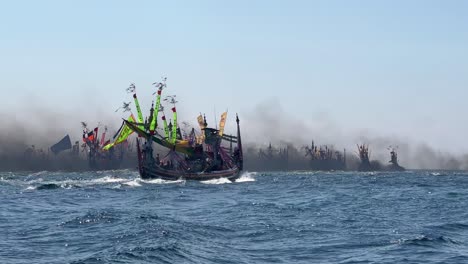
[1,170,468,263]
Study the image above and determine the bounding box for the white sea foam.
[61,183,73,189]
[27,176,130,189]
[26,178,44,184]
[28,171,49,177]
[123,179,142,187]
[201,178,232,185]
[236,171,256,182]
[141,178,185,184]
[90,176,127,184]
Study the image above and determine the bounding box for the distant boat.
[82,124,126,170]
[356,144,405,172]
[356,144,381,171]
[304,141,346,171]
[386,147,405,171]
[252,143,289,171]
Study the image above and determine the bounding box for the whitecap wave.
[26,178,44,184]
[140,178,185,184]
[28,171,49,177]
[201,178,232,185]
[90,176,128,184]
[236,171,256,182]
[23,176,131,190]
[123,179,142,187]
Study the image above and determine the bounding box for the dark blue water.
[2,170,468,263]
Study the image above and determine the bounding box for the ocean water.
[1,170,468,264]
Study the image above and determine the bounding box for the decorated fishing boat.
[131,116,243,181]
[386,147,405,171]
[251,143,289,171]
[304,141,346,171]
[82,122,130,170]
[120,80,244,181]
[356,144,382,171]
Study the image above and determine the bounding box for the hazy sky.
[1,0,467,152]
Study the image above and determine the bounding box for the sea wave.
[236,171,256,182]
[27,171,50,177]
[428,222,468,232]
[59,210,120,227]
[4,170,468,264]
[90,176,128,184]
[392,234,460,246]
[140,178,185,185]
[123,179,142,187]
[201,178,232,185]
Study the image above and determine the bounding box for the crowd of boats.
[5,79,408,180]
[245,142,404,172]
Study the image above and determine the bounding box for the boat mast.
[236,114,243,170]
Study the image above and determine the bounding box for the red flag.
[100,131,106,146]
[93,127,99,142]
[86,131,95,142]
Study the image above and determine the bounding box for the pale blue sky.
[1,0,467,152]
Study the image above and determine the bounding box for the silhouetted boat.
[82,123,126,170]
[357,144,381,171]
[386,147,405,171]
[305,141,346,171]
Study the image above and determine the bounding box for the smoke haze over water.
[1,97,467,171]
[240,98,468,170]
[4,106,119,151]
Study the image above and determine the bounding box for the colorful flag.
[100,130,106,146]
[197,114,205,129]
[150,89,162,132]
[103,115,135,150]
[83,130,95,142]
[218,112,228,136]
[50,135,72,154]
[172,107,177,144]
[93,127,99,142]
[197,114,205,143]
[133,94,144,129]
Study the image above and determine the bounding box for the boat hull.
[386,164,405,171]
[140,165,241,182]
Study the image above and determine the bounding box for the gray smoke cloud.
[239,98,468,170]
[2,96,467,171]
[0,101,126,171]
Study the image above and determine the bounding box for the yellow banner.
[133,95,144,130]
[172,108,178,144]
[103,115,135,150]
[197,114,205,143]
[150,89,162,132]
[218,112,227,136]
[197,114,205,129]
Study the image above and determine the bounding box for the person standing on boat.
[71,141,80,157]
[156,153,160,165]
